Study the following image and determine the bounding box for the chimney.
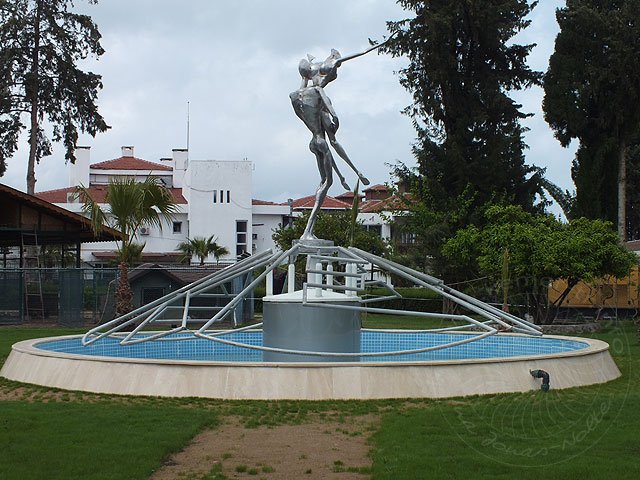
[172,148,188,188]
[69,146,90,187]
[121,146,134,157]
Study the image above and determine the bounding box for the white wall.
[252,204,291,253]
[358,212,392,240]
[136,210,189,253]
[69,146,91,186]
[184,159,252,262]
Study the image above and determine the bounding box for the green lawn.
[370,322,640,479]
[1,322,639,479]
[0,402,216,480]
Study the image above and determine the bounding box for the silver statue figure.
[290,41,383,240]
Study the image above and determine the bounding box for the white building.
[251,199,291,254]
[37,146,256,265]
[36,147,408,265]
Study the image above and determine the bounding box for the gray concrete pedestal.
[262,290,360,362]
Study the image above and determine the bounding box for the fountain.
[0,39,621,399]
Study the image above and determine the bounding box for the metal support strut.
[82,245,542,357]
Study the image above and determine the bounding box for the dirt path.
[150,416,378,480]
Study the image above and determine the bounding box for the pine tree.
[0,0,108,193]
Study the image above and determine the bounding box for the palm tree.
[210,242,230,265]
[176,235,229,266]
[77,177,178,316]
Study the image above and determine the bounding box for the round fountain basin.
[0,331,620,400]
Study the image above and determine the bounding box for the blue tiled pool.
[35,331,589,363]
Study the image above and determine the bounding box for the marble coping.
[0,334,621,400]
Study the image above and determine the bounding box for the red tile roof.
[335,191,363,202]
[625,240,640,252]
[252,199,280,206]
[363,183,389,192]
[359,193,414,213]
[36,186,188,204]
[291,195,351,210]
[91,156,173,171]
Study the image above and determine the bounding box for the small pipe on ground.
[530,369,550,392]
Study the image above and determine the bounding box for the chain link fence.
[0,268,118,326]
[0,265,253,327]
[1,265,635,327]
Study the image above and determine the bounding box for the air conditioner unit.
[139,227,150,236]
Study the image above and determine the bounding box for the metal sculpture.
[83,245,541,355]
[290,41,383,240]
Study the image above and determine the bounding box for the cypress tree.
[543,0,640,239]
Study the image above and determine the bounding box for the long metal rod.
[349,248,521,333]
[306,268,362,279]
[441,285,540,330]
[350,247,540,335]
[304,282,359,292]
[307,254,368,264]
[83,249,275,345]
[120,326,186,346]
[304,301,497,333]
[181,291,191,328]
[196,328,497,358]
[197,244,300,332]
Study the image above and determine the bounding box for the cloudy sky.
[2,0,573,207]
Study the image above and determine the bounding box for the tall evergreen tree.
[0,0,108,194]
[384,0,542,211]
[381,0,543,277]
[543,0,640,239]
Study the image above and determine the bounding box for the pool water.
[36,331,588,363]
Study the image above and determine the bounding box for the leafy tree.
[0,0,108,193]
[381,0,544,277]
[272,210,387,256]
[77,177,178,316]
[443,205,636,322]
[176,236,229,266]
[543,0,640,239]
[382,1,543,212]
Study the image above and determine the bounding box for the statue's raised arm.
[319,38,390,88]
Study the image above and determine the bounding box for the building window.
[227,190,231,203]
[364,225,382,237]
[400,232,417,245]
[236,220,248,257]
[212,191,217,203]
[173,221,182,233]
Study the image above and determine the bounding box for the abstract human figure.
[290,41,383,240]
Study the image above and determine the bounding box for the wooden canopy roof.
[0,183,122,248]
